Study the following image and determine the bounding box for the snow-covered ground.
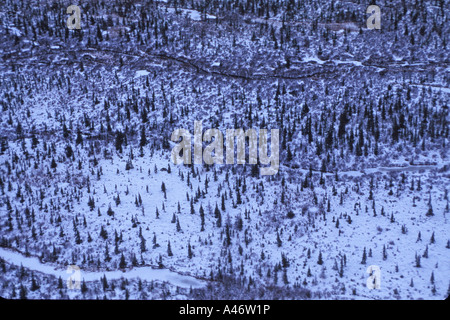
[0,0,448,300]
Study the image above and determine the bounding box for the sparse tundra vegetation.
[0,0,448,300]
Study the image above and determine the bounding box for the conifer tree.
[361,247,367,264]
[200,204,205,231]
[140,233,146,253]
[161,182,166,199]
[119,253,126,269]
[276,231,282,247]
[415,252,421,267]
[225,223,231,246]
[188,242,193,259]
[167,241,173,256]
[176,217,181,232]
[140,126,147,147]
[423,245,429,258]
[81,279,88,294]
[426,204,434,217]
[19,284,27,299]
[30,273,39,291]
[50,158,57,169]
[76,129,83,146]
[104,243,111,262]
[317,251,323,265]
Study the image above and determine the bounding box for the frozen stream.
[0,247,206,289]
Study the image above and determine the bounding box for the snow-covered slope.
[0,0,448,300]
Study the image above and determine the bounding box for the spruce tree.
[119,253,126,269]
[104,243,111,262]
[57,276,63,289]
[361,247,367,264]
[167,241,173,256]
[200,204,205,231]
[415,252,421,267]
[225,223,231,246]
[216,209,222,228]
[19,284,27,299]
[317,251,323,265]
[30,273,39,291]
[75,129,83,146]
[81,280,88,294]
[50,158,57,169]
[100,225,108,240]
[188,242,193,259]
[102,275,108,291]
[107,205,114,217]
[423,245,429,258]
[276,231,282,247]
[140,126,147,147]
[426,204,434,216]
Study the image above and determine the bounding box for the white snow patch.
[135,70,150,77]
[9,27,21,36]
[166,7,216,21]
[333,60,363,67]
[302,56,326,65]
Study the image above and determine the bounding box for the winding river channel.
[0,247,206,289]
